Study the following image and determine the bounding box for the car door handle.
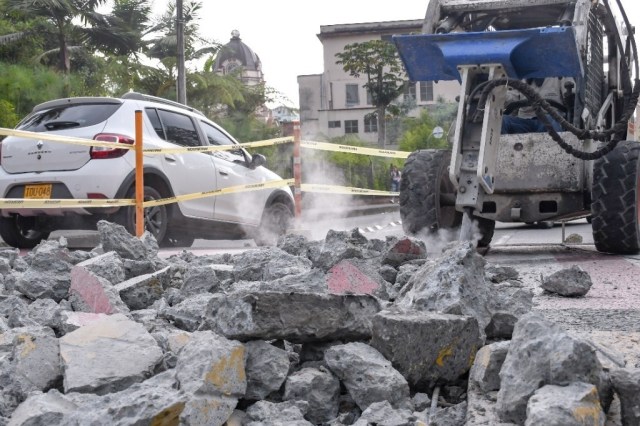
[218,169,229,176]
[164,155,176,163]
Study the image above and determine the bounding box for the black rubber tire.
[400,149,495,247]
[0,215,50,249]
[591,140,640,254]
[254,202,293,246]
[400,149,462,235]
[117,185,169,244]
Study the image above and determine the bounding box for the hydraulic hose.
[475,77,640,160]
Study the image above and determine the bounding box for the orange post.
[134,110,144,237]
[292,121,302,218]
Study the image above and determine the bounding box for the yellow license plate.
[24,184,52,199]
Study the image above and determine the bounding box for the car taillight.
[91,133,134,159]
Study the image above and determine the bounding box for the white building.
[298,19,460,146]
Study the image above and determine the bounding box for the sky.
[147,0,639,108]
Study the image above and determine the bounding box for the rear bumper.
[0,159,132,217]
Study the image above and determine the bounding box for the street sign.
[432,126,444,139]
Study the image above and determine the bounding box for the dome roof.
[213,30,262,73]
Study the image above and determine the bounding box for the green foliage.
[0,63,87,117]
[335,39,407,146]
[335,40,406,108]
[398,104,457,152]
[0,99,19,128]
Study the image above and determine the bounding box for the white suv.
[0,93,294,248]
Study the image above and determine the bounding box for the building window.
[346,84,360,106]
[366,89,373,105]
[420,81,434,102]
[404,81,417,101]
[328,120,341,128]
[364,116,377,133]
[345,120,359,134]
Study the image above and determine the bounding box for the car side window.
[199,121,246,163]
[156,109,201,147]
[145,108,165,140]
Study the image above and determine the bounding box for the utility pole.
[176,0,187,104]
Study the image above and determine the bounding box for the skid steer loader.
[392,0,639,253]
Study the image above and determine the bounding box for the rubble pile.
[0,220,637,425]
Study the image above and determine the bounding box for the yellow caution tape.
[142,137,294,154]
[301,184,399,197]
[0,128,135,150]
[0,127,292,153]
[141,178,296,207]
[301,140,411,159]
[0,198,134,208]
[0,179,295,209]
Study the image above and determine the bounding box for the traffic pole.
[134,110,144,237]
[293,121,302,218]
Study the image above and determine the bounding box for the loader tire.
[591,140,640,254]
[400,149,495,247]
[400,150,461,236]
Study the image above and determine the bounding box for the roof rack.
[121,92,206,117]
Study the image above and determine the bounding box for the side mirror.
[250,153,266,169]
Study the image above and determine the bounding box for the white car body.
[0,93,294,248]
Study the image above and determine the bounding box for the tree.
[336,39,406,148]
[398,103,457,153]
[3,0,111,74]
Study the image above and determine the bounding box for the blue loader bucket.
[392,26,583,82]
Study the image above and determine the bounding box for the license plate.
[24,184,52,199]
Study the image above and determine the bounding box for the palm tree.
[2,0,136,74]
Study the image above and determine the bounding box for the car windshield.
[18,103,120,132]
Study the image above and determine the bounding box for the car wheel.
[255,201,293,246]
[591,140,640,254]
[0,215,50,249]
[118,185,169,244]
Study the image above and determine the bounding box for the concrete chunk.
[114,266,171,310]
[97,220,159,260]
[469,341,510,393]
[496,313,608,424]
[69,266,129,314]
[206,292,382,343]
[175,330,246,398]
[525,383,605,426]
[324,342,410,411]
[245,340,290,401]
[541,265,593,297]
[398,242,492,341]
[283,366,340,424]
[60,313,163,395]
[370,309,482,389]
[610,367,640,426]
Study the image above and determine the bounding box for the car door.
[198,120,268,224]
[147,108,218,219]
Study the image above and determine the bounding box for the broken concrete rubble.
[0,220,633,425]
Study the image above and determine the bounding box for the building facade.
[298,20,460,146]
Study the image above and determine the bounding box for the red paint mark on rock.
[327,260,379,295]
[69,267,116,314]
[393,238,424,255]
